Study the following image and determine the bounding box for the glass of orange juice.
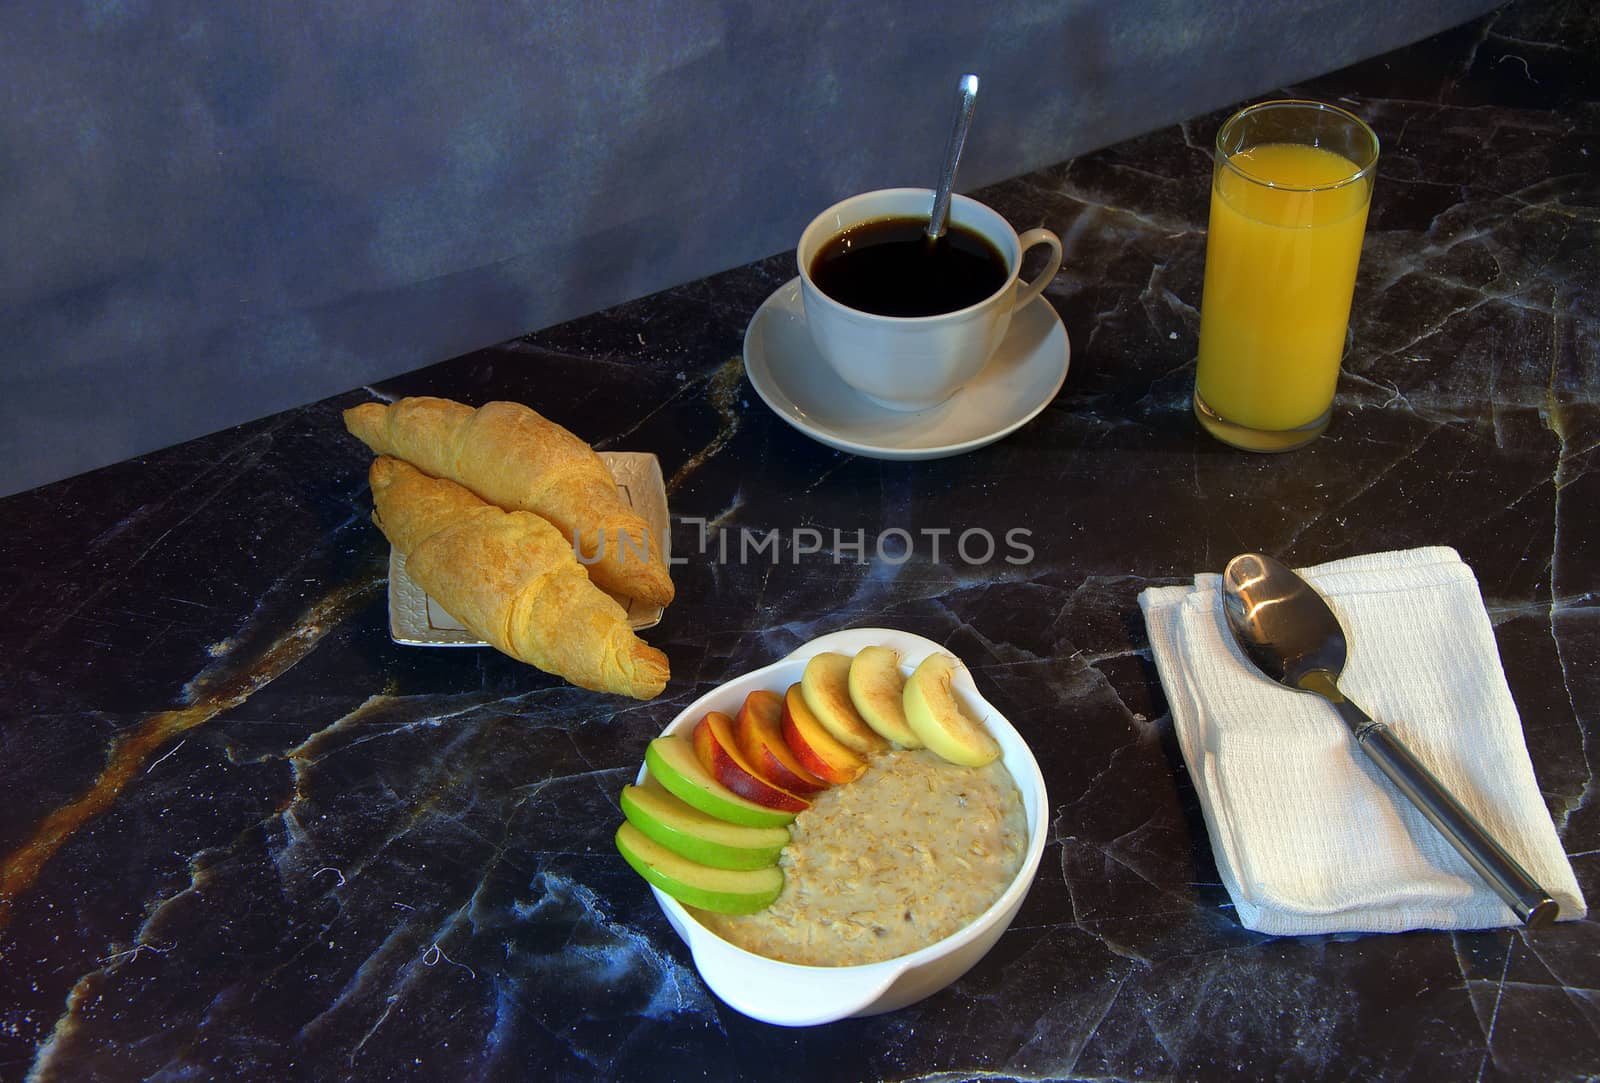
[1194,100,1379,452]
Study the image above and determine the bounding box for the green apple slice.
[615,822,784,914]
[644,734,798,828]
[621,777,789,870]
[903,654,1001,767]
[847,645,922,747]
[801,652,890,755]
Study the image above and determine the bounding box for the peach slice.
[693,711,812,813]
[903,654,1001,767]
[847,645,922,747]
[780,682,867,785]
[800,652,890,756]
[734,689,829,795]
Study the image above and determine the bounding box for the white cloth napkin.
[1139,547,1586,935]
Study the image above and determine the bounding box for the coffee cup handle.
[1013,228,1063,309]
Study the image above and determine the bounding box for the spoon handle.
[1305,676,1559,927]
[927,74,979,241]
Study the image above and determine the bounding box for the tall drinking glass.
[1193,100,1379,452]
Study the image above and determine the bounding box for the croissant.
[368,456,669,700]
[344,397,675,607]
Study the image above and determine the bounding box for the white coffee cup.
[797,188,1062,412]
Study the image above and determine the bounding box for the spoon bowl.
[1221,552,1348,690]
[1220,552,1558,928]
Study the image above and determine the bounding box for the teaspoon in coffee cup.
[926,74,979,243]
[1220,552,1559,928]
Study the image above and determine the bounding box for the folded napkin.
[1140,547,1586,936]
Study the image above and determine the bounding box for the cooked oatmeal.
[695,748,1028,966]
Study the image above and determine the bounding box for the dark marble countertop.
[2,2,1595,1080]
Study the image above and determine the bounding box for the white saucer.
[742,277,1070,460]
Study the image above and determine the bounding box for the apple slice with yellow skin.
[645,734,796,828]
[693,711,812,813]
[621,776,789,870]
[902,653,1001,767]
[734,689,829,795]
[780,683,867,785]
[847,645,922,748]
[615,822,784,914]
[800,652,889,756]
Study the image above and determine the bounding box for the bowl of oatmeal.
[635,627,1048,1027]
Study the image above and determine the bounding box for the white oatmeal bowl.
[635,627,1048,1027]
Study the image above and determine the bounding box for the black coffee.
[810,216,1008,317]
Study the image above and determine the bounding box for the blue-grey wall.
[2,1,1496,496]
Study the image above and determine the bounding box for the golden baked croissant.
[368,456,669,700]
[344,397,674,607]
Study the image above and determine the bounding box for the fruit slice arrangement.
[615,644,1002,913]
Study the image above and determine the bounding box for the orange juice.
[1196,142,1372,437]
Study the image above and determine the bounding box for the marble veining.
[1,1,1596,1080]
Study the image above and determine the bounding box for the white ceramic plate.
[388,451,669,644]
[636,627,1048,1027]
[742,277,1069,461]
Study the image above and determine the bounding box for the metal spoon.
[1220,552,1558,928]
[926,74,979,242]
